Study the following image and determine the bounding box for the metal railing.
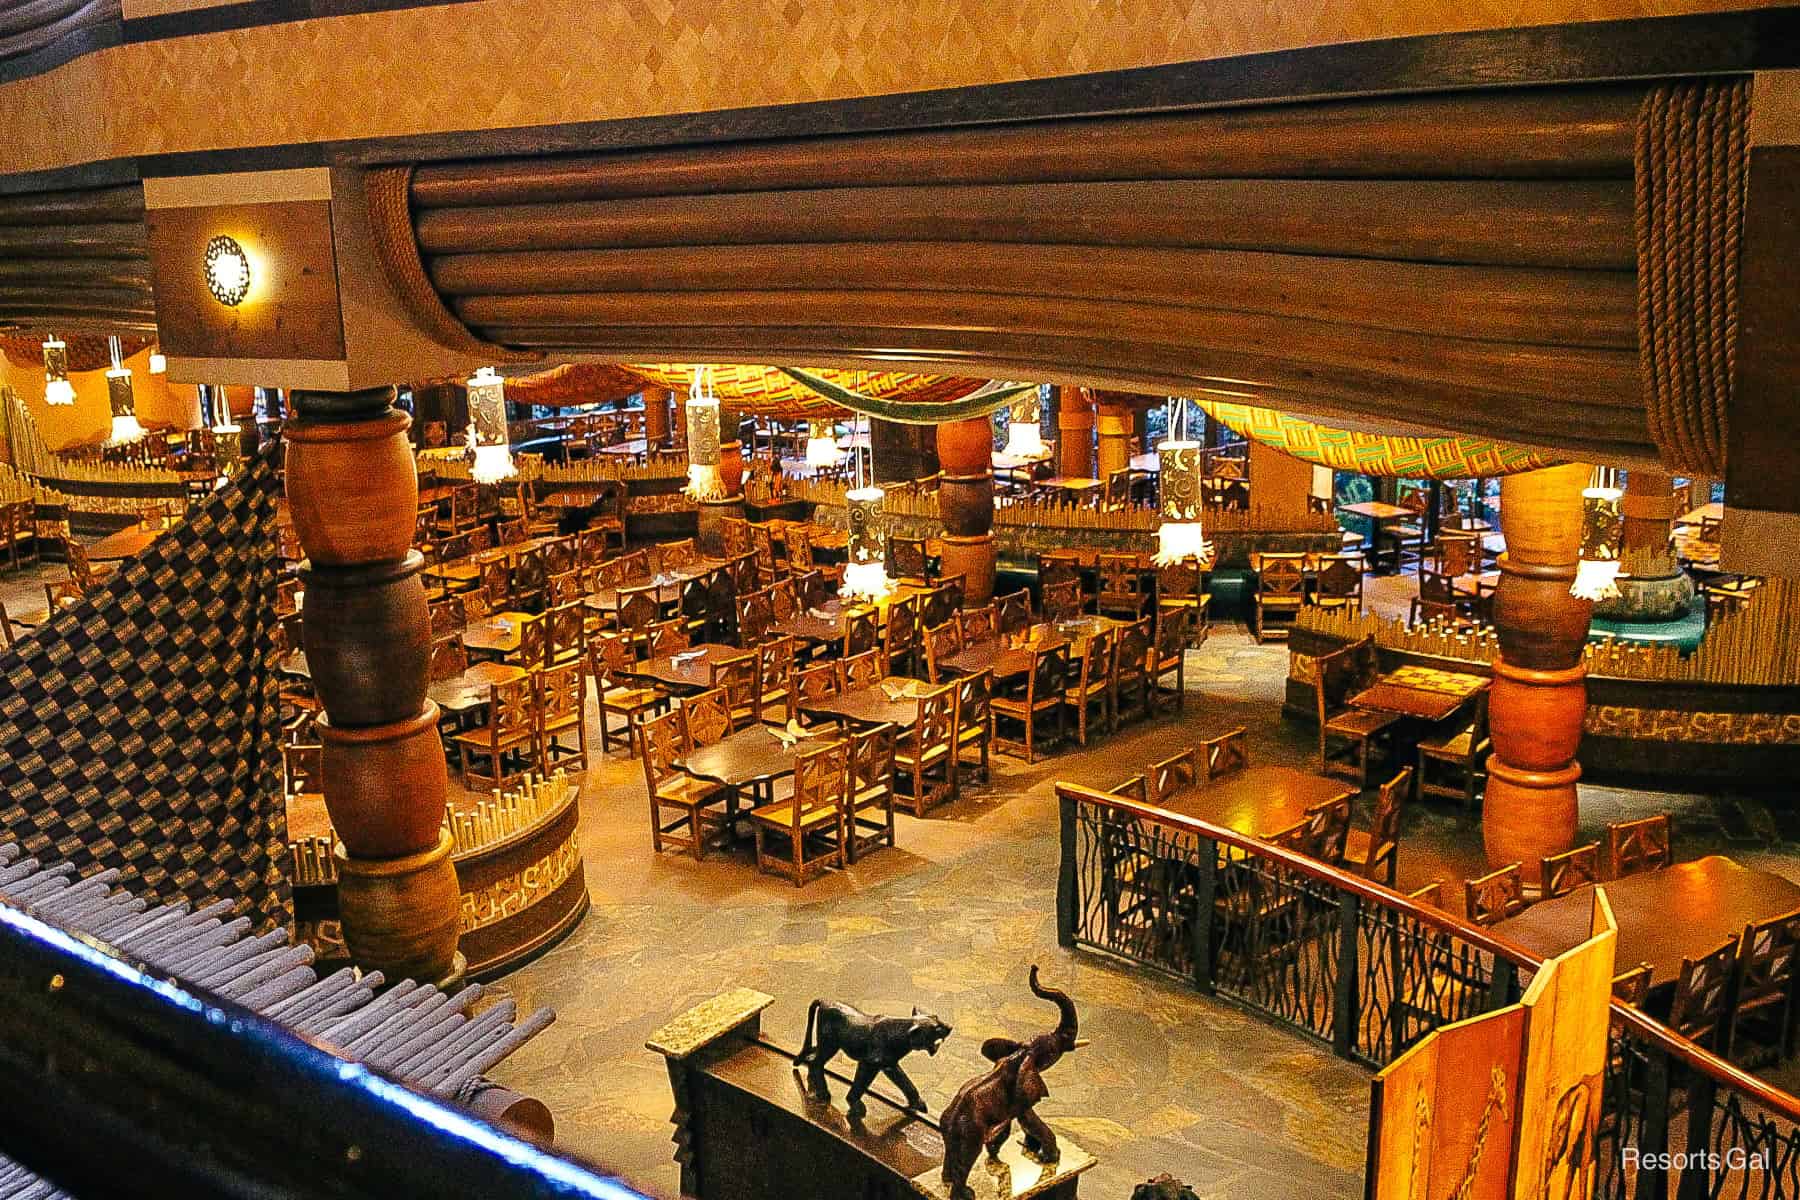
[0,897,653,1200]
[1056,780,1800,1200]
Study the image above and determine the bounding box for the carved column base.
[938,534,996,606]
[335,830,463,983]
[937,474,995,538]
[1483,759,1581,890]
[697,495,747,557]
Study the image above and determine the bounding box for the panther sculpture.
[794,999,953,1118]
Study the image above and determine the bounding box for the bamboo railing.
[420,450,685,485]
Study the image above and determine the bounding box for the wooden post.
[935,416,996,605]
[1483,462,1592,885]
[1247,440,1313,525]
[1057,386,1095,479]
[644,387,671,447]
[285,386,462,985]
[1095,396,1133,481]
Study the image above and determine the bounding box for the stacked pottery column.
[935,416,997,606]
[1483,462,1594,887]
[1095,396,1133,480]
[285,386,462,985]
[1058,387,1096,479]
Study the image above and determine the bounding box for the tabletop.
[942,616,1123,679]
[598,438,650,457]
[87,526,162,562]
[462,611,532,655]
[1339,501,1415,521]
[800,677,927,729]
[773,610,844,644]
[417,484,461,506]
[1351,666,1488,721]
[676,724,825,788]
[428,661,529,714]
[1036,476,1102,491]
[541,489,608,509]
[622,644,747,691]
[1494,856,1800,985]
[584,575,688,613]
[1128,453,1161,473]
[1679,501,1724,525]
[992,450,1052,471]
[1152,766,1355,840]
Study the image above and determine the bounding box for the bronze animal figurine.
[938,965,1083,1200]
[795,999,952,1118]
[1131,1175,1200,1200]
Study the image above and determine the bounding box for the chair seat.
[1421,728,1489,758]
[1062,683,1107,704]
[895,742,951,768]
[600,684,658,709]
[1325,709,1399,737]
[992,697,1059,717]
[751,800,840,830]
[657,777,723,805]
[1342,829,1373,867]
[452,724,535,752]
[285,792,333,842]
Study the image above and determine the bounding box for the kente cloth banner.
[1193,399,1560,478]
[0,453,289,933]
[625,364,999,420]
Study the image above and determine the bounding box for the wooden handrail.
[1056,777,1800,1124]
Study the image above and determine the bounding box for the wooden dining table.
[87,525,163,562]
[583,573,694,614]
[799,676,927,730]
[675,724,824,807]
[424,536,559,588]
[1150,766,1355,840]
[461,611,533,656]
[427,661,529,716]
[1339,500,1417,573]
[621,644,748,691]
[1493,856,1800,986]
[1351,665,1489,722]
[942,616,1126,681]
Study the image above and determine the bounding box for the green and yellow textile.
[1192,399,1560,479]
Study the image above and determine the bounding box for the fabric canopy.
[1192,399,1561,478]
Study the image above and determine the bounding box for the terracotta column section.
[285,386,462,985]
[1095,396,1133,481]
[1483,462,1593,885]
[644,387,671,447]
[1058,386,1096,479]
[696,404,747,557]
[1247,441,1312,525]
[936,416,996,605]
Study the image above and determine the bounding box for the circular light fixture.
[204,235,251,306]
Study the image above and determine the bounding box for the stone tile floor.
[6,555,1791,1200]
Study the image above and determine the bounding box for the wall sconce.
[42,334,74,406]
[204,235,252,306]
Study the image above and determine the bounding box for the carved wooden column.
[644,387,672,448]
[1058,386,1095,479]
[696,405,747,557]
[1483,462,1593,885]
[1095,397,1133,481]
[285,386,461,985]
[936,416,996,605]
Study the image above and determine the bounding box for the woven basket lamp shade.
[106,336,146,444]
[466,367,516,484]
[843,486,892,601]
[42,335,74,406]
[1572,486,1625,600]
[1155,440,1211,565]
[1001,392,1045,458]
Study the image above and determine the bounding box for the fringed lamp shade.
[1572,485,1625,600]
[805,420,839,468]
[106,336,146,444]
[684,390,724,501]
[1155,440,1212,565]
[1001,392,1044,458]
[466,367,516,484]
[43,336,74,406]
[842,486,891,601]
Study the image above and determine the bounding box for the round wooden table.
[87,526,162,562]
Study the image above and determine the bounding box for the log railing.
[1056,779,1800,1200]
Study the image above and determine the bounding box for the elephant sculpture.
[938,965,1083,1200]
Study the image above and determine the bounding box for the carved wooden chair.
[1297,794,1354,865]
[793,568,831,611]
[756,635,797,726]
[1200,726,1248,779]
[1345,767,1410,885]
[1311,554,1364,615]
[614,583,662,655]
[436,482,481,537]
[576,527,609,566]
[956,604,998,645]
[1612,964,1653,1005]
[884,593,919,675]
[1111,617,1153,724]
[617,548,654,583]
[709,652,762,730]
[995,588,1033,637]
[721,517,753,558]
[1669,937,1740,1052]
[1727,909,1800,1064]
[1315,639,1398,787]
[844,723,898,863]
[543,535,578,577]
[681,687,736,748]
[1606,813,1673,879]
[658,538,699,573]
[784,525,816,574]
[588,633,663,755]
[1153,556,1209,641]
[1036,550,1082,591]
[937,572,966,613]
[922,620,964,684]
[1061,625,1115,747]
[735,587,775,647]
[1416,690,1491,811]
[1151,607,1191,713]
[0,501,39,571]
[768,579,799,623]
[506,611,549,670]
[545,600,586,669]
[496,517,529,546]
[842,606,880,657]
[648,617,691,658]
[1040,579,1082,623]
[748,523,781,585]
[1251,552,1307,642]
[1408,569,1473,628]
[453,676,538,791]
[511,547,550,612]
[991,643,1068,763]
[676,574,712,642]
[1097,553,1152,620]
[1145,748,1200,805]
[920,580,960,631]
[752,739,849,886]
[636,707,728,860]
[951,669,992,795]
[795,662,842,723]
[888,535,931,587]
[1461,863,1526,926]
[839,648,885,693]
[535,660,588,774]
[894,680,957,815]
[1540,842,1600,899]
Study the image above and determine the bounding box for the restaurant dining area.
[2,6,1800,1200]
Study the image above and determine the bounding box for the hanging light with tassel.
[105,335,146,443]
[465,366,517,484]
[841,413,891,602]
[42,334,74,406]
[1154,398,1211,566]
[1571,473,1624,601]
[1001,387,1045,458]
[213,395,243,487]
[805,419,840,470]
[683,366,725,500]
